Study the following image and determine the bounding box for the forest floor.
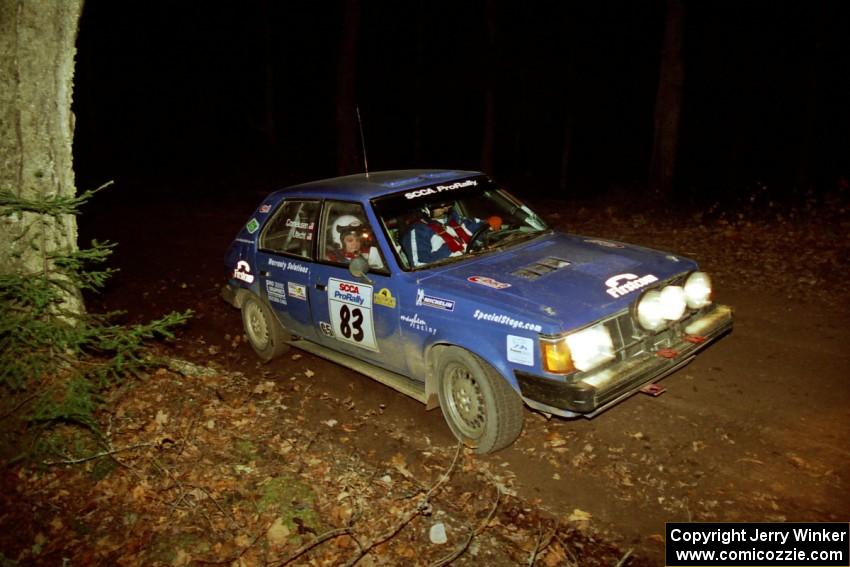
[1,184,848,566]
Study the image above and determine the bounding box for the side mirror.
[349,256,372,282]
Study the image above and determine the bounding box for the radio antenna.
[356,106,369,178]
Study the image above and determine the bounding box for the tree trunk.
[0,0,84,314]
[648,0,684,203]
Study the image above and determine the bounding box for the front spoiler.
[517,304,733,418]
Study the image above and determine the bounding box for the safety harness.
[425,219,470,253]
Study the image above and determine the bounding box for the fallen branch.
[343,507,420,567]
[275,442,465,566]
[42,441,154,466]
[0,392,39,421]
[274,527,356,566]
[430,485,502,567]
[615,548,634,567]
[528,520,559,566]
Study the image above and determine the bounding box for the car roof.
[277,169,484,200]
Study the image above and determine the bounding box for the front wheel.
[241,294,290,362]
[435,347,524,454]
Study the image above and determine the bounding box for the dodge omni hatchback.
[223,170,732,453]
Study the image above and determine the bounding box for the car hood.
[415,232,698,332]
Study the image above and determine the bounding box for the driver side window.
[321,201,388,273]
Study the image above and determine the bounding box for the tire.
[241,294,290,362]
[435,347,524,454]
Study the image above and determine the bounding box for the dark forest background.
[72,1,850,207]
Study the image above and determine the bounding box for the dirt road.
[80,191,850,564]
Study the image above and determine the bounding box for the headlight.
[684,271,712,309]
[541,323,615,374]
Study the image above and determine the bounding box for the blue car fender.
[419,322,526,409]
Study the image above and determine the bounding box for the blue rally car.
[223,170,732,453]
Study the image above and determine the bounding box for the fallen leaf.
[155,410,169,427]
[568,508,592,522]
[267,517,291,546]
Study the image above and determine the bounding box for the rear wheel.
[436,347,524,454]
[241,294,290,362]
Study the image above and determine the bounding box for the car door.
[308,200,407,374]
[255,198,320,341]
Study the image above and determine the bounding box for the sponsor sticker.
[233,260,255,283]
[604,273,658,298]
[403,179,478,200]
[246,218,260,234]
[328,278,377,351]
[415,289,455,311]
[507,335,534,366]
[258,204,272,214]
[473,309,543,333]
[287,282,307,301]
[284,219,315,240]
[266,280,287,304]
[468,275,511,290]
[268,258,309,273]
[400,313,437,335]
[375,288,397,308]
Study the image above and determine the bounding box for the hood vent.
[511,257,572,280]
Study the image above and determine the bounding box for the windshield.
[371,176,549,271]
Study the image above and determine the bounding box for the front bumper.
[517,304,733,418]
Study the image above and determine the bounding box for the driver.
[402,200,485,267]
[327,215,370,263]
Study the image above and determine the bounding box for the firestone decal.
[507,335,534,366]
[258,204,272,214]
[403,179,477,200]
[233,260,255,283]
[473,309,542,333]
[605,273,658,298]
[415,289,455,311]
[468,276,511,290]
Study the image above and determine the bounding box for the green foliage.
[0,184,191,432]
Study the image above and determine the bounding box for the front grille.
[599,273,696,362]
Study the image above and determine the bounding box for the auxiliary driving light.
[684,271,712,309]
[636,289,666,331]
[659,285,687,321]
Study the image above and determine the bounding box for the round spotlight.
[660,285,687,321]
[637,290,666,331]
[684,271,712,309]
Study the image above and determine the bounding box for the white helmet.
[331,215,364,246]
